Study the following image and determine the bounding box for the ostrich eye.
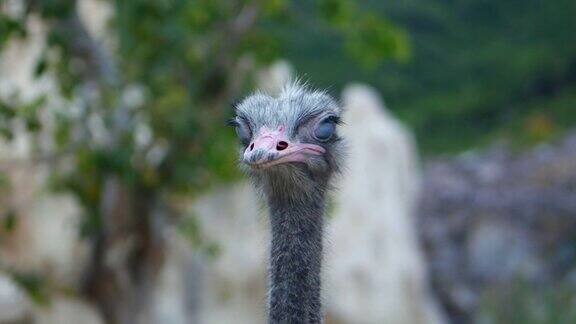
[236,124,251,145]
[313,117,337,141]
[227,117,251,145]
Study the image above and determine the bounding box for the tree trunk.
[82,177,166,324]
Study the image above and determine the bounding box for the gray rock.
[0,274,30,323]
[419,134,576,322]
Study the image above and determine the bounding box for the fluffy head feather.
[230,81,344,199]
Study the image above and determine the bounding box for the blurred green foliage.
[179,214,221,259]
[10,271,50,306]
[0,0,404,220]
[479,280,576,324]
[282,0,576,153]
[0,1,404,313]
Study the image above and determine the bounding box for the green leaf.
[10,272,49,305]
[2,210,17,233]
[34,55,49,78]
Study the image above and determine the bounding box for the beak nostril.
[276,141,288,151]
[250,143,254,151]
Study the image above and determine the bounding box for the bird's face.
[229,86,343,177]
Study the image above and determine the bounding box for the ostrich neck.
[266,189,325,324]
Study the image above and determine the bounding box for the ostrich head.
[229,83,344,199]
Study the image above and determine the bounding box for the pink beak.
[243,127,325,169]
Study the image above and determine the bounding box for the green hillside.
[281,0,576,153]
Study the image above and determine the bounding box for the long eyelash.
[326,115,343,124]
[294,114,343,133]
[226,118,239,127]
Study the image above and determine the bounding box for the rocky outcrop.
[0,274,30,323]
[419,135,576,322]
[190,182,269,324]
[325,85,445,324]
[33,298,103,324]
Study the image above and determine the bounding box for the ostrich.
[228,83,344,323]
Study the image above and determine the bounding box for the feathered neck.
[259,168,328,324]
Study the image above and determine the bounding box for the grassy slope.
[279,0,576,155]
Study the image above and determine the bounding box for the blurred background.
[0,0,575,323]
